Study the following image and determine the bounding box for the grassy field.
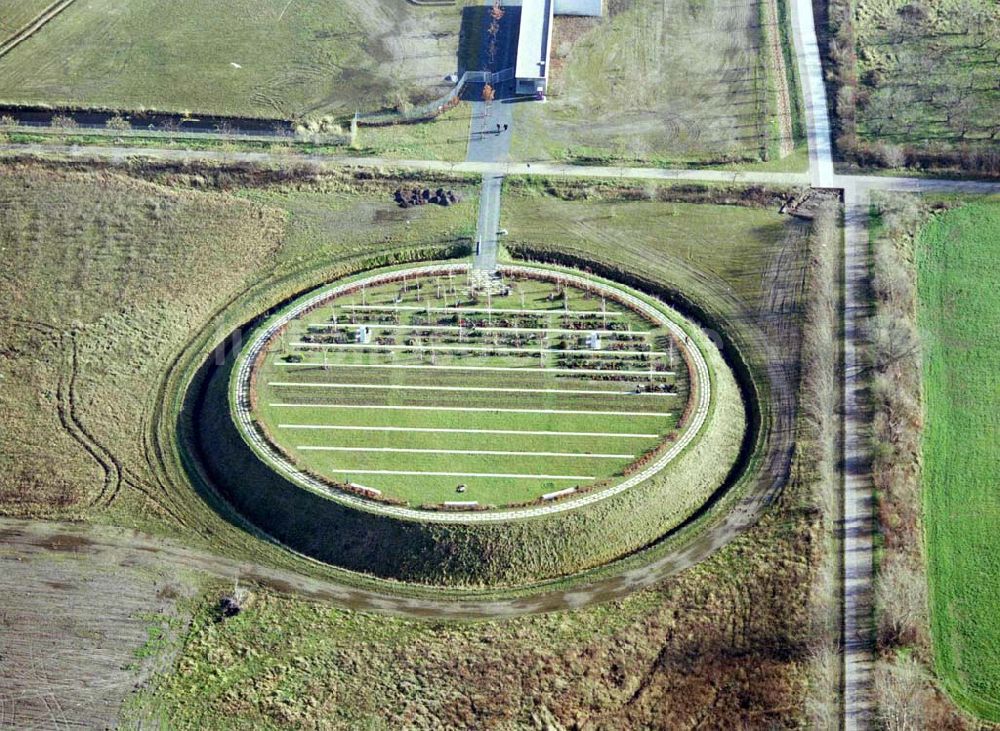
[0,159,836,725]
[251,272,689,506]
[499,179,807,307]
[854,0,999,152]
[0,162,477,522]
[510,0,775,166]
[354,103,473,162]
[0,0,55,45]
[916,198,1000,721]
[122,197,838,729]
[0,0,468,120]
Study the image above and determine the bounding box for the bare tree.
[874,656,930,730]
[876,557,927,648]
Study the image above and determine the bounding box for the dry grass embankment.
[0,160,477,531]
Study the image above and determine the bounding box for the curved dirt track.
[9,255,798,620]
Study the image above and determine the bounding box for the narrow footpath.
[467,99,513,272]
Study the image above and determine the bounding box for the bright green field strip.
[299,450,631,483]
[260,402,675,435]
[313,472,593,507]
[275,352,676,374]
[250,271,688,504]
[264,386,674,414]
[283,426,657,458]
[917,199,1000,721]
[261,361,688,392]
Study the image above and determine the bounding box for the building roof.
[515,0,553,81]
[553,0,603,16]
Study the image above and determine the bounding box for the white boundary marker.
[339,304,626,316]
[296,446,635,458]
[319,469,594,480]
[269,403,668,418]
[293,342,667,357]
[276,362,676,377]
[268,382,675,397]
[232,263,713,523]
[278,424,659,438]
[308,323,639,336]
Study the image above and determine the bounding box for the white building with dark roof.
[515,0,602,97]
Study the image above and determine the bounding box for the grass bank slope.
[125,196,839,731]
[917,198,1000,722]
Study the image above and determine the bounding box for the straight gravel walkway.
[842,183,875,729]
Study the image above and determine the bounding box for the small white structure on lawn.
[586,331,602,350]
[355,325,372,344]
[515,0,603,97]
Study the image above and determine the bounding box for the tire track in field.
[0,317,119,507]
[0,317,192,523]
[0,0,78,59]
[61,333,125,508]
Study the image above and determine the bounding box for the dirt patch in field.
[0,521,202,729]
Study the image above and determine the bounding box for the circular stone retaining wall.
[195,261,749,586]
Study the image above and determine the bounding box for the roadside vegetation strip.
[321,469,595,480]
[233,263,713,522]
[277,362,676,376]
[296,446,636,458]
[270,403,669,417]
[269,382,674,397]
[278,424,660,438]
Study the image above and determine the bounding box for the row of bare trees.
[826,0,1000,175]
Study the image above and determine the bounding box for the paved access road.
[474,172,503,270]
[788,0,834,187]
[467,98,514,271]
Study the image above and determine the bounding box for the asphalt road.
[789,0,835,188]
[474,173,503,270]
